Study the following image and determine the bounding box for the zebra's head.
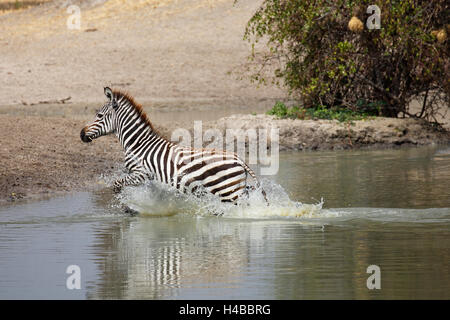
[80,87,118,143]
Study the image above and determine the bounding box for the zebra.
[80,87,267,204]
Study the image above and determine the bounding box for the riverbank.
[1,110,449,203]
[205,114,450,151]
[1,0,448,203]
[0,114,123,203]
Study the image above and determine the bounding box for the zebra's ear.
[104,87,113,101]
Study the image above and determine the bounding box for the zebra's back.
[169,147,250,202]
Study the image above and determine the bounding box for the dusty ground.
[0,0,448,203]
[0,0,283,203]
[0,114,118,202]
[0,0,284,107]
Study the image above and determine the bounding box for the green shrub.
[243,0,449,125]
[267,101,372,122]
[266,101,288,117]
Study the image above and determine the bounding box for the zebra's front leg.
[113,170,147,193]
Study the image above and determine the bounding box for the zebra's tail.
[242,163,269,205]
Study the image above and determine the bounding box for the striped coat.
[81,87,266,203]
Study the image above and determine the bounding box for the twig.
[417,88,429,118]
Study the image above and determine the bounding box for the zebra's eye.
[97,113,104,118]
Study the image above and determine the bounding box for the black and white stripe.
[81,87,266,203]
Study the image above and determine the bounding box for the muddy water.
[0,145,449,299]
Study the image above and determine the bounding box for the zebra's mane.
[113,89,165,139]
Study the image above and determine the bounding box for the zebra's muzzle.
[80,128,93,143]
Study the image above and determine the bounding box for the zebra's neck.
[114,95,166,156]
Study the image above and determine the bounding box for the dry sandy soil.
[0,0,284,202]
[0,0,448,203]
[0,0,284,107]
[0,114,123,202]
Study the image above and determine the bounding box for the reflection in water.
[278,146,450,208]
[84,209,450,299]
[0,146,449,299]
[87,209,250,299]
[84,190,450,299]
[269,221,450,300]
[88,218,248,300]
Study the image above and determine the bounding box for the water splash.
[115,179,324,219]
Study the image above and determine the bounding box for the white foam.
[115,179,324,219]
[111,179,450,222]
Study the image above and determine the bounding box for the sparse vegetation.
[267,101,375,122]
[0,0,49,13]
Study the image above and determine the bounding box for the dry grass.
[0,0,51,14]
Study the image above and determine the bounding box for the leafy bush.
[243,0,449,124]
[266,101,289,117]
[267,101,372,122]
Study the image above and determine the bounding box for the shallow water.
[0,145,449,299]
